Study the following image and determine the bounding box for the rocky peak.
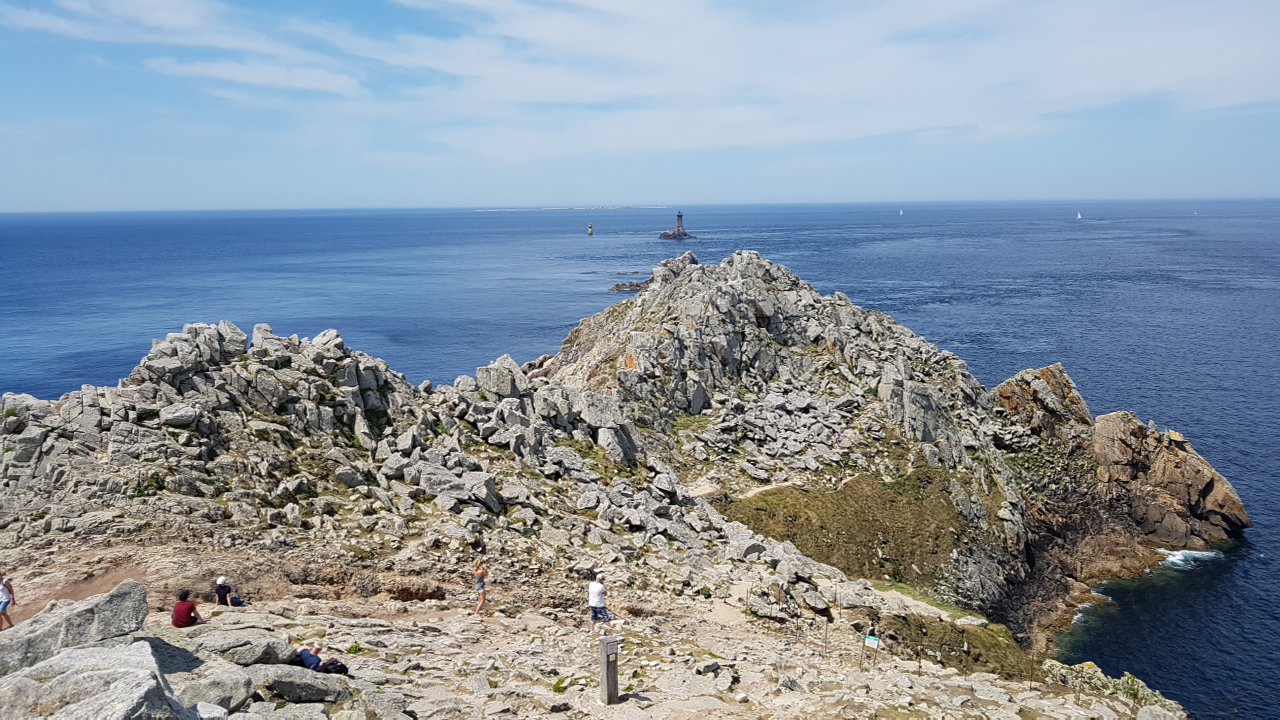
[547,251,979,435]
[0,251,1250,697]
[988,364,1093,448]
[537,251,1248,639]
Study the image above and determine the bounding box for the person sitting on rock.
[171,589,206,628]
[0,573,16,630]
[295,640,325,671]
[213,576,250,607]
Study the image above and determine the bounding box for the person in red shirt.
[171,589,205,628]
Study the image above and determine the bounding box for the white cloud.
[274,0,1280,161]
[148,58,362,96]
[0,1,330,63]
[5,0,1280,167]
[53,0,223,30]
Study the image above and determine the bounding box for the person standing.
[588,574,611,635]
[171,589,206,628]
[0,573,15,630]
[473,558,489,614]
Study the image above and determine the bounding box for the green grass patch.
[721,452,962,589]
[552,675,588,693]
[673,415,712,434]
[880,614,1040,681]
[554,437,646,480]
[870,581,984,621]
[127,472,166,498]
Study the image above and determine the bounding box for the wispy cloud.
[53,0,224,30]
[280,0,1280,160]
[3,0,1279,208]
[148,57,362,95]
[0,0,330,63]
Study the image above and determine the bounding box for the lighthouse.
[658,211,694,239]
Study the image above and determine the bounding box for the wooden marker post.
[599,636,622,705]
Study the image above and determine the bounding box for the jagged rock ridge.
[540,251,1249,636]
[0,251,1247,716]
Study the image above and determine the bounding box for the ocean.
[1,201,1277,715]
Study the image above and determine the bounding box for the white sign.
[863,635,881,650]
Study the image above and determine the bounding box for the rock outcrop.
[658,211,694,239]
[0,641,188,719]
[0,251,1243,717]
[0,578,149,676]
[538,251,1248,635]
[1093,412,1249,547]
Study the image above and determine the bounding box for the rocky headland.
[0,251,1248,718]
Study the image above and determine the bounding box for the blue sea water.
[1,201,1277,715]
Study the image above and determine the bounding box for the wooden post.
[599,636,621,705]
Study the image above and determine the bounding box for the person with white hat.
[213,576,250,607]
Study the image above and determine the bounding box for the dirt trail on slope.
[8,556,150,624]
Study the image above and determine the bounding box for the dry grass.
[722,467,962,587]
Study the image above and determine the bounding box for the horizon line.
[2,196,1279,216]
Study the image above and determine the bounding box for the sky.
[1,0,1279,211]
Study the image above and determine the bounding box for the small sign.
[863,635,881,650]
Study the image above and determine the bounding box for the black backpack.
[317,658,349,675]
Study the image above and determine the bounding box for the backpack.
[317,658,349,675]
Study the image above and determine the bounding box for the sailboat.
[1076,211,1083,220]
[899,209,904,216]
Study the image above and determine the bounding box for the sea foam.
[1071,602,1094,624]
[1157,549,1224,569]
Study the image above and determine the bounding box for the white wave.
[1157,549,1224,569]
[1071,602,1094,624]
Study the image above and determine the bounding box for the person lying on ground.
[295,640,325,670]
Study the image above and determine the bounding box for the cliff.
[0,251,1243,717]
[542,252,1247,639]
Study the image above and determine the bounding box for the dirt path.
[9,559,151,624]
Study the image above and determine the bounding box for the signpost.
[599,636,622,705]
[860,632,881,668]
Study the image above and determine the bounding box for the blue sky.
[2,0,1279,211]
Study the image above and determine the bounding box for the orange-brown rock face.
[1093,412,1250,548]
[991,363,1093,448]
